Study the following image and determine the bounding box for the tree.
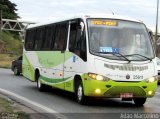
[0,0,20,38]
[0,0,19,20]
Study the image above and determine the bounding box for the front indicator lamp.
[88,73,110,81]
[148,91,153,95]
[95,89,101,94]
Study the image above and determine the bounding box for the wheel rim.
[77,85,83,101]
[37,78,41,89]
[14,68,18,74]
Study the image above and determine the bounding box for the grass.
[0,31,22,68]
[0,97,13,113]
[1,31,23,54]
[0,54,18,68]
[0,97,30,119]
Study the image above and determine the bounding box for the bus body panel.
[83,77,157,97]
[83,55,158,97]
[22,15,158,100]
[23,52,36,81]
[63,51,87,92]
[23,50,87,92]
[94,57,156,82]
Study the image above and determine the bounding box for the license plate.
[120,93,133,98]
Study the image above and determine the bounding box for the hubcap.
[77,85,83,101]
[14,68,18,74]
[38,78,41,89]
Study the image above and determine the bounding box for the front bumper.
[83,78,157,98]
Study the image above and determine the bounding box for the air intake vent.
[104,64,148,71]
[104,86,146,97]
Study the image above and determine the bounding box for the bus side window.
[41,26,55,50]
[59,23,68,51]
[34,27,45,50]
[69,20,87,61]
[25,30,34,51]
[69,23,77,52]
[54,24,61,50]
[53,23,68,51]
[80,32,87,61]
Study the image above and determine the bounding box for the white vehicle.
[23,14,158,106]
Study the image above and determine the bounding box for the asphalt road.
[0,68,160,119]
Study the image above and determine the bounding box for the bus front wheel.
[37,75,46,92]
[76,80,86,104]
[133,98,146,106]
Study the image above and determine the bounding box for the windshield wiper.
[95,51,131,63]
[125,54,152,62]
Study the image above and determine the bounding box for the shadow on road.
[23,85,146,109]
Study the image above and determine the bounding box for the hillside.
[0,31,23,68]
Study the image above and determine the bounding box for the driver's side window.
[69,19,87,61]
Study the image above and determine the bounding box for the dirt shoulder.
[0,93,52,119]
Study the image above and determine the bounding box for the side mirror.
[80,22,84,33]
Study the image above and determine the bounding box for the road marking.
[0,88,68,119]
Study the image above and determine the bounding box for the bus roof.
[27,14,142,29]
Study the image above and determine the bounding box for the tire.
[133,98,146,106]
[36,74,46,92]
[76,80,87,104]
[14,67,20,75]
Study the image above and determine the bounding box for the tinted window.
[42,25,56,50]
[53,23,68,50]
[25,29,35,50]
[54,25,61,50]
[69,20,87,61]
[25,22,68,51]
[69,22,77,52]
[34,27,45,50]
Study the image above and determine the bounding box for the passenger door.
[64,19,87,92]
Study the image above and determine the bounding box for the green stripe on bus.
[40,75,72,84]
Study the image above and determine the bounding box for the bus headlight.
[88,73,110,81]
[145,76,158,83]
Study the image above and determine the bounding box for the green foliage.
[0,0,19,19]
[0,0,22,68]
[1,31,22,55]
[0,0,21,41]
[0,97,31,119]
[0,31,22,68]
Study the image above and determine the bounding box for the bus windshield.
[87,19,154,61]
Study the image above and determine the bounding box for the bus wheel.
[133,98,146,106]
[14,67,20,75]
[76,80,86,104]
[37,75,46,92]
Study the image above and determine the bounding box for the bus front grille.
[104,86,146,97]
